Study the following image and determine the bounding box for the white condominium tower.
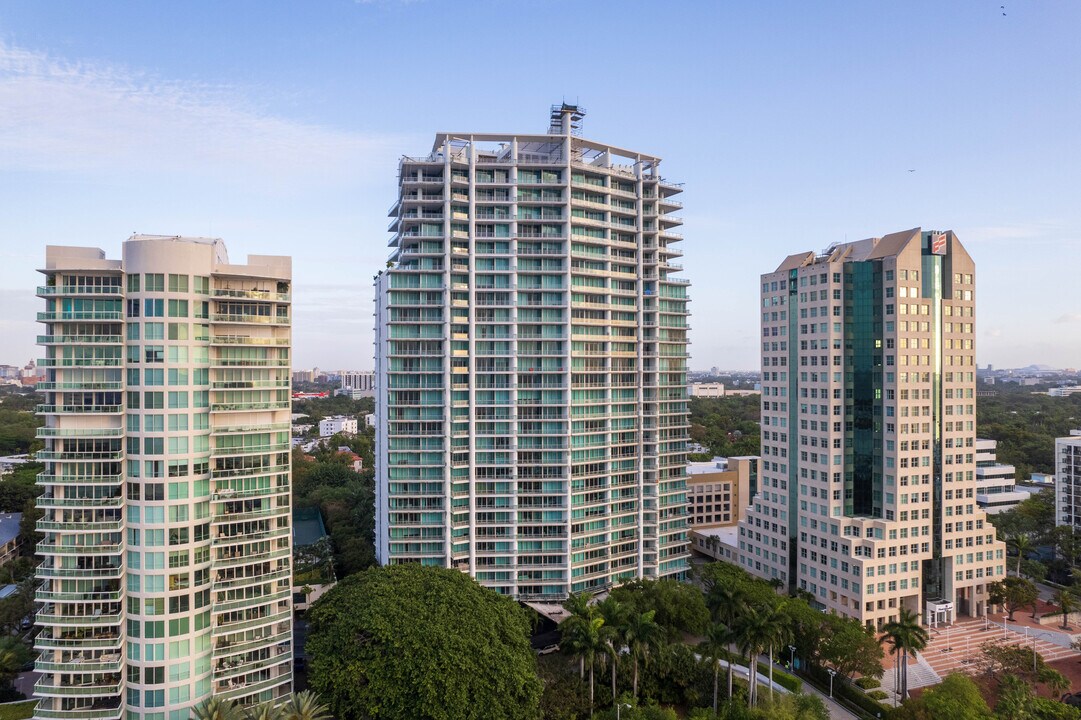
[35,237,293,720]
[1055,433,1081,530]
[738,228,1006,630]
[374,104,691,600]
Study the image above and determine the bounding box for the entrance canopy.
[926,599,954,627]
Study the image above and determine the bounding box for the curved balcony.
[212,289,290,302]
[36,541,122,557]
[211,422,290,435]
[215,667,291,701]
[33,698,123,720]
[35,497,123,508]
[215,629,291,658]
[210,402,290,413]
[35,589,123,603]
[210,464,289,481]
[213,647,291,682]
[34,450,123,462]
[213,547,290,570]
[210,485,289,502]
[210,336,290,347]
[35,611,123,627]
[210,314,290,326]
[36,286,122,297]
[212,588,292,615]
[34,677,122,698]
[34,405,123,415]
[211,608,291,637]
[37,335,123,346]
[36,565,122,580]
[37,519,123,533]
[211,358,290,368]
[214,567,291,592]
[36,656,124,674]
[37,358,123,368]
[35,632,123,652]
[36,428,124,439]
[38,378,123,392]
[212,443,291,458]
[37,311,123,322]
[36,474,123,487]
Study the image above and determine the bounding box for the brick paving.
[919,617,1079,682]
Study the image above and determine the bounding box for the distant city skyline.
[3,1,1080,370]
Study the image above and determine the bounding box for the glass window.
[167,274,188,293]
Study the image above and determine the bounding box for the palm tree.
[280,691,332,720]
[596,596,628,703]
[734,607,773,707]
[1009,532,1035,575]
[0,637,30,691]
[561,612,607,715]
[624,608,663,700]
[700,620,734,713]
[562,592,595,679]
[708,583,749,628]
[245,703,283,720]
[879,608,929,700]
[762,604,794,701]
[191,697,245,720]
[1056,589,1076,630]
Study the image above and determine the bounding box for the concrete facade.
[737,228,1006,630]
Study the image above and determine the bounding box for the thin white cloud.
[0,40,409,185]
[1055,314,1081,324]
[957,222,1068,243]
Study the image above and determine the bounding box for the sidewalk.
[762,658,858,720]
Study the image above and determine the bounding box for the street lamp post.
[788,644,796,669]
[617,703,632,720]
[828,668,837,698]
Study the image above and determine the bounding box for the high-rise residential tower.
[737,228,1006,630]
[34,237,292,720]
[1055,432,1081,529]
[374,105,690,600]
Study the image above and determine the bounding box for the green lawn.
[0,700,36,720]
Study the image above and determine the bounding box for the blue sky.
[1,0,1078,371]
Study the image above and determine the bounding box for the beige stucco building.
[737,228,1006,630]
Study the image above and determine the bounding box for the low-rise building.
[687,456,756,528]
[688,457,757,563]
[690,382,726,398]
[319,415,358,437]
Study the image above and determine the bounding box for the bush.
[0,701,35,720]
[804,665,889,717]
[756,663,802,693]
[866,690,888,700]
[854,676,881,689]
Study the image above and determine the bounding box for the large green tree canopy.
[307,564,541,720]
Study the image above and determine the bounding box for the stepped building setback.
[34,237,293,719]
[374,105,691,599]
[738,228,1006,630]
